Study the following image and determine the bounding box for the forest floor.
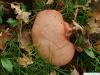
[0,0,100,75]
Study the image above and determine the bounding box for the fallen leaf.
[16,11,31,23]
[46,0,54,4]
[86,11,100,51]
[71,67,79,75]
[87,18,100,34]
[11,3,31,23]
[19,31,32,53]
[18,54,33,67]
[72,20,83,31]
[49,71,56,75]
[89,33,100,44]
[0,27,13,50]
[91,11,100,25]
[11,3,21,14]
[75,46,83,52]
[94,41,100,52]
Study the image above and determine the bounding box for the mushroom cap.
[32,10,75,66]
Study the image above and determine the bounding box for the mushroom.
[32,10,75,66]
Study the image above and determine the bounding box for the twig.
[18,20,22,43]
[73,8,79,21]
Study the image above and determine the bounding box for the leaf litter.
[0,0,100,74]
[18,54,33,67]
[0,27,13,51]
[11,3,31,23]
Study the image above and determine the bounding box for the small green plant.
[19,46,71,75]
[62,0,75,22]
[84,48,100,64]
[0,39,71,75]
[0,0,99,74]
[77,0,88,5]
[73,48,100,72]
[20,3,28,11]
[1,57,13,72]
[33,0,47,11]
[76,10,88,26]
[0,39,20,74]
[84,48,96,59]
[6,18,17,27]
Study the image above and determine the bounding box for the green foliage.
[76,0,89,26]
[1,57,13,72]
[56,67,71,75]
[32,0,88,26]
[19,46,71,75]
[33,0,47,10]
[85,48,100,64]
[0,16,3,23]
[73,51,100,72]
[20,3,28,11]
[84,48,96,59]
[0,39,20,74]
[61,0,88,26]
[5,39,20,58]
[0,0,99,74]
[21,59,54,75]
[76,10,88,26]
[74,34,88,49]
[0,6,3,16]
[77,0,88,5]
[0,6,3,23]
[6,18,17,27]
[74,35,100,72]
[0,39,71,75]
[62,0,75,22]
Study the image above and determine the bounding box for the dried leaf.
[11,3,20,14]
[16,11,31,23]
[49,71,56,75]
[46,0,54,4]
[19,31,32,53]
[95,44,100,52]
[93,11,100,21]
[87,18,100,34]
[72,20,83,31]
[71,67,79,75]
[18,54,33,67]
[11,3,31,23]
[75,46,83,52]
[0,27,13,50]
[94,41,100,52]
